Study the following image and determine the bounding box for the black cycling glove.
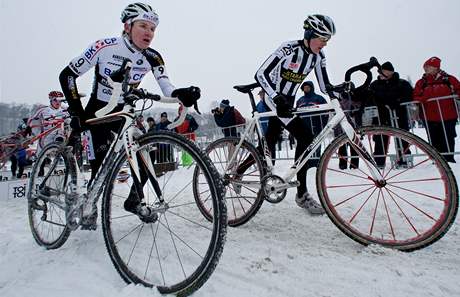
[171,86,201,107]
[273,94,293,118]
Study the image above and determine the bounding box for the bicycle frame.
[0,117,67,168]
[226,97,384,190]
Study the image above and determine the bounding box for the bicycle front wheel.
[102,131,227,296]
[27,142,72,249]
[193,137,266,227]
[317,126,458,251]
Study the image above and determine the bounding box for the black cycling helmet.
[303,14,336,40]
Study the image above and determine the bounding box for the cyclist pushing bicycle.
[237,14,337,215]
[58,2,201,228]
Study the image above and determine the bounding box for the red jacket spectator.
[175,105,199,141]
[413,57,460,122]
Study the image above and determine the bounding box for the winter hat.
[220,99,230,108]
[301,81,314,91]
[381,61,394,72]
[424,57,441,69]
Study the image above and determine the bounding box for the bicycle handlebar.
[326,57,381,98]
[94,59,198,128]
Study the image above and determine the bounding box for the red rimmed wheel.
[317,126,458,251]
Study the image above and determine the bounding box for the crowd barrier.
[194,96,460,161]
[1,96,458,200]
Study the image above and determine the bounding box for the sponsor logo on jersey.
[102,88,112,95]
[280,68,307,83]
[132,73,145,81]
[84,38,118,61]
[288,62,300,70]
[108,62,122,67]
[133,66,149,72]
[136,59,144,65]
[112,54,126,61]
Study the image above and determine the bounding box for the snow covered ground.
[0,156,459,297]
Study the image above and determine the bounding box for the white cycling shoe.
[295,192,325,215]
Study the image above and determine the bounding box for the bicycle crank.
[262,175,291,203]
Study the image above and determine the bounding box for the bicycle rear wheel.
[193,137,266,227]
[27,142,72,249]
[102,131,227,296]
[317,126,458,251]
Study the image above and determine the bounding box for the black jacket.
[214,106,239,137]
[369,72,413,128]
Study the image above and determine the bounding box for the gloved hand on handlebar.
[171,86,201,107]
[273,94,293,118]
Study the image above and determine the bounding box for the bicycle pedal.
[31,199,47,211]
[80,222,97,231]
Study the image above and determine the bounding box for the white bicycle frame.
[67,80,186,211]
[226,97,384,190]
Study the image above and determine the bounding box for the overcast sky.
[1,0,459,115]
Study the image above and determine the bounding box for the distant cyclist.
[58,2,200,226]
[28,91,69,152]
[238,15,337,215]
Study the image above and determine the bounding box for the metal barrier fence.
[193,96,460,162]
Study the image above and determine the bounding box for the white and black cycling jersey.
[255,40,332,108]
[68,36,175,103]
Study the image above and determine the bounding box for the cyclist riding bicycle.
[238,14,337,215]
[58,2,200,225]
[29,91,69,152]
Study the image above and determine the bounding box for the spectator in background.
[369,61,413,167]
[156,112,171,131]
[256,89,270,135]
[413,57,460,163]
[175,104,199,166]
[10,119,33,178]
[212,99,246,137]
[146,117,156,133]
[175,104,199,140]
[136,114,146,133]
[296,81,327,168]
[156,112,172,162]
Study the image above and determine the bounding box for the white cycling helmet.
[121,2,159,26]
[303,14,336,40]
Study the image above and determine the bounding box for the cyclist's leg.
[10,154,17,177]
[338,143,348,169]
[285,116,313,197]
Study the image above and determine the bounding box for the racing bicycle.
[193,57,458,252]
[27,62,227,296]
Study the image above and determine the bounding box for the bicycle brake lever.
[193,102,202,115]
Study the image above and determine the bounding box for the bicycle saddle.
[233,82,260,94]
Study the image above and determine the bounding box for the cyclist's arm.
[144,48,175,97]
[314,51,334,97]
[255,42,288,100]
[59,41,100,118]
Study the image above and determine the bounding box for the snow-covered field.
[0,155,459,297]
